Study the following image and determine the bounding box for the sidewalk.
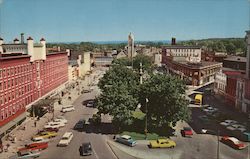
[0,73,94,158]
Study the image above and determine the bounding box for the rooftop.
[163,45,201,49]
[224,56,246,62]
[176,61,222,69]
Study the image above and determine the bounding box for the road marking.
[92,147,99,159]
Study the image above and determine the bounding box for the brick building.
[0,35,68,137]
[162,38,222,86]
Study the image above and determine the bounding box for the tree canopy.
[96,57,190,129]
[96,65,139,126]
[138,74,190,128]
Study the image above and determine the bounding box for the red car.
[181,127,193,137]
[221,136,246,150]
[18,142,48,152]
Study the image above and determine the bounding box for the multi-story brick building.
[0,35,68,137]
[162,38,222,86]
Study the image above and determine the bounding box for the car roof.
[227,137,240,143]
[158,139,169,142]
[121,135,131,139]
[62,132,72,138]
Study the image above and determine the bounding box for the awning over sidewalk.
[0,112,26,136]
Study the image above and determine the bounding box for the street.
[38,70,118,159]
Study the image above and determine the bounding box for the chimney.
[171,37,176,45]
[20,33,24,44]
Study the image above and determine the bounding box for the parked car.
[115,135,136,147]
[61,105,75,113]
[79,142,92,156]
[86,101,95,107]
[203,106,218,115]
[57,132,73,147]
[220,120,238,127]
[30,138,50,144]
[220,136,247,150]
[149,139,176,148]
[44,122,65,129]
[9,151,40,159]
[74,119,86,130]
[181,127,193,137]
[32,131,57,141]
[18,142,48,152]
[53,118,68,124]
[43,127,59,132]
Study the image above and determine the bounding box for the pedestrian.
[34,121,37,127]
[0,138,3,153]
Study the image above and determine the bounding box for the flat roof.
[176,61,222,69]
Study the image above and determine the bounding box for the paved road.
[38,70,118,159]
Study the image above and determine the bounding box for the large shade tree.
[96,65,139,126]
[138,73,190,128]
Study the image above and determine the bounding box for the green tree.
[138,74,190,129]
[96,65,139,127]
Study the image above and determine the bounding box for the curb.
[106,140,141,159]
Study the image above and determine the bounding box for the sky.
[0,0,249,42]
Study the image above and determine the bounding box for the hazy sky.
[0,0,249,42]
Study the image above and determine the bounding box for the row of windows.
[166,48,198,53]
[0,64,32,79]
[0,75,32,91]
[0,84,32,105]
[0,100,26,121]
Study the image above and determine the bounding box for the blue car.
[115,135,136,147]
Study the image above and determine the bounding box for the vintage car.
[149,139,176,148]
[18,142,48,152]
[181,127,193,137]
[57,132,73,147]
[32,131,57,141]
[79,142,92,156]
[74,119,86,130]
[44,122,65,129]
[220,136,247,150]
[115,135,136,147]
[9,151,40,159]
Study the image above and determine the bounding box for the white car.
[232,124,247,132]
[44,122,65,129]
[61,105,75,113]
[57,132,73,147]
[220,120,238,127]
[9,151,40,159]
[203,106,218,113]
[53,118,68,124]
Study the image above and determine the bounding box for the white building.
[214,70,227,95]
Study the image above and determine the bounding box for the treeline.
[178,38,247,56]
[46,42,127,52]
